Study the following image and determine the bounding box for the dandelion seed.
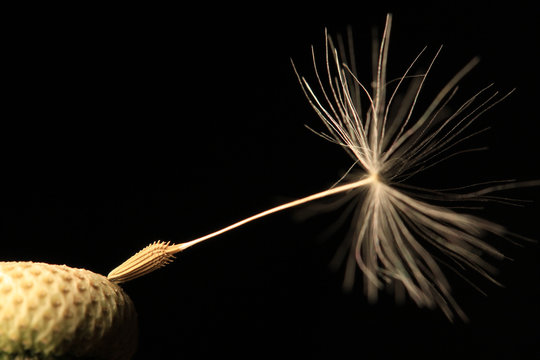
[108,14,538,321]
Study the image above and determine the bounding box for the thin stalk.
[107,176,375,283]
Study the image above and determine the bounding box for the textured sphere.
[0,261,137,360]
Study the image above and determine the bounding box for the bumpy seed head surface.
[0,261,137,360]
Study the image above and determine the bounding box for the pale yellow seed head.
[0,261,137,360]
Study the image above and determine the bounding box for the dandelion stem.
[108,175,375,283]
[166,176,375,254]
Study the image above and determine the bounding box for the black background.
[1,2,539,359]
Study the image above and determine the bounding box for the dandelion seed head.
[107,13,537,324]
[293,14,529,321]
